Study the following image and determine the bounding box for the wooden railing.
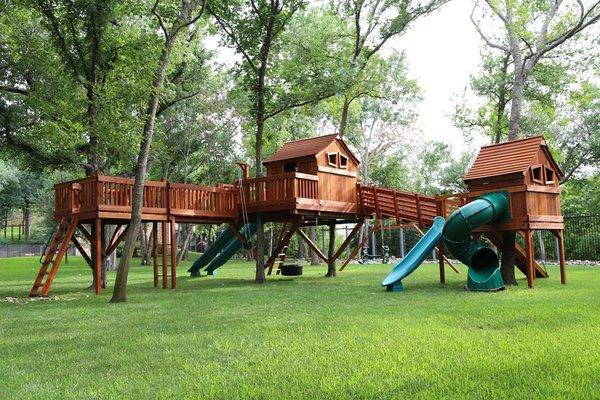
[169,182,237,217]
[358,184,439,227]
[54,175,238,220]
[435,193,469,219]
[238,172,319,205]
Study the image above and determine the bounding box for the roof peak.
[479,135,545,149]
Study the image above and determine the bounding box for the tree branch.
[471,2,510,53]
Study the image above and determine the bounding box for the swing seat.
[280,264,303,276]
[243,241,253,250]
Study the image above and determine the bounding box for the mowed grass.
[0,256,599,400]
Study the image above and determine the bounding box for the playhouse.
[30,135,567,296]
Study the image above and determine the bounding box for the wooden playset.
[30,134,567,296]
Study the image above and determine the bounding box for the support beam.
[105,225,129,257]
[331,220,364,263]
[161,222,168,289]
[524,229,535,288]
[297,228,329,264]
[152,222,158,288]
[553,229,567,285]
[71,235,93,268]
[78,223,92,243]
[170,220,177,289]
[340,219,381,271]
[94,219,102,295]
[228,223,248,246]
[413,225,460,274]
[106,224,123,253]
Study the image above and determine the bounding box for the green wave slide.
[188,223,256,277]
[381,191,510,292]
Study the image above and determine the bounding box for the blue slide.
[205,223,257,275]
[188,223,255,276]
[381,216,445,291]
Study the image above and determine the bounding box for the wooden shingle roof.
[263,134,360,165]
[464,136,563,182]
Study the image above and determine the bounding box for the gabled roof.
[263,134,360,165]
[464,136,563,182]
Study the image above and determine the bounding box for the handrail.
[53,174,239,219]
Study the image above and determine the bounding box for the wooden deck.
[53,173,478,228]
[53,173,374,223]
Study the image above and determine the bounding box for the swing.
[359,219,390,264]
[238,176,254,250]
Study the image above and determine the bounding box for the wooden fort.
[31,135,566,296]
[436,136,566,287]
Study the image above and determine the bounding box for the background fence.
[361,214,600,262]
[0,244,76,258]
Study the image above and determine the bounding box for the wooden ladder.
[152,221,177,289]
[274,245,289,275]
[30,217,78,297]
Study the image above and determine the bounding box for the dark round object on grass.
[280,264,303,276]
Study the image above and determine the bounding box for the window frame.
[544,167,555,184]
[531,165,544,184]
[339,154,349,169]
[327,152,338,167]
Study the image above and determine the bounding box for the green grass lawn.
[1,256,599,399]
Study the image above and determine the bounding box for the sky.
[388,0,489,153]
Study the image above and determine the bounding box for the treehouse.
[437,135,566,288]
[463,135,564,232]
[32,134,566,296]
[240,134,365,219]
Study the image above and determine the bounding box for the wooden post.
[436,199,445,284]
[555,229,567,285]
[524,229,535,288]
[152,222,158,288]
[340,219,381,271]
[170,219,177,289]
[94,218,102,295]
[161,222,168,289]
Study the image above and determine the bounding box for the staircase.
[30,217,78,297]
[485,231,548,278]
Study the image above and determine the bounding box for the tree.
[333,0,449,134]
[342,54,420,186]
[470,0,600,285]
[555,82,600,182]
[209,0,344,283]
[110,0,207,303]
[471,0,600,139]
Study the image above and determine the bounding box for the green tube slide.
[188,225,240,276]
[205,223,257,275]
[442,192,510,291]
[381,217,445,292]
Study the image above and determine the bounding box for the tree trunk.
[493,55,510,144]
[508,73,524,140]
[140,223,150,265]
[110,35,177,303]
[22,200,30,241]
[500,230,517,286]
[255,214,266,283]
[298,230,306,260]
[177,224,194,264]
[309,226,320,265]
[325,223,336,277]
[339,96,350,136]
